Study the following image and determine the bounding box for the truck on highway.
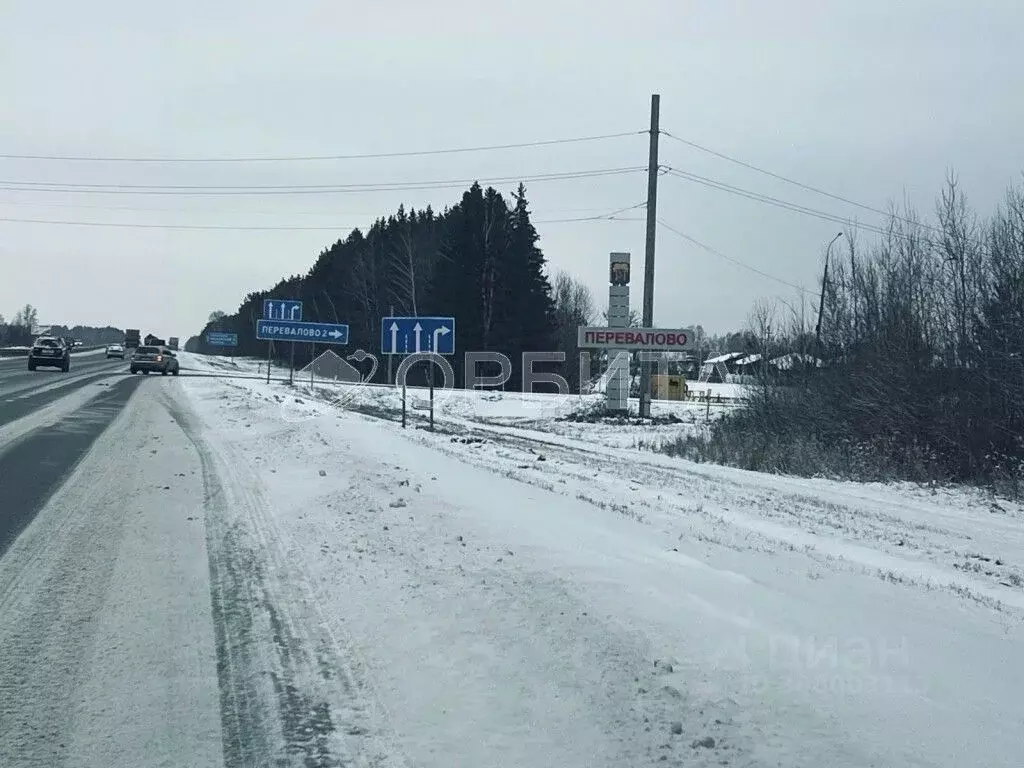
[168,337,179,351]
[124,329,141,349]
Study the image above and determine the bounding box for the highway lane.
[0,354,130,428]
[0,375,146,556]
[0,348,117,391]
[0,378,223,768]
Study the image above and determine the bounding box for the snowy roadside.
[176,366,1024,767]
[227,349,1024,611]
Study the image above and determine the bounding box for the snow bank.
[175,370,1024,768]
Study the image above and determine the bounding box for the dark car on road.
[28,337,71,372]
[130,346,180,376]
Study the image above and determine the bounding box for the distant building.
[733,353,764,376]
[698,351,745,382]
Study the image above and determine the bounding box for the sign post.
[383,317,456,429]
[255,319,349,345]
[429,366,435,431]
[577,327,694,351]
[381,316,455,355]
[206,332,238,347]
[578,321,694,413]
[606,252,631,414]
[262,300,304,386]
[262,300,303,321]
[387,305,395,385]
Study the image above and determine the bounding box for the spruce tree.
[493,184,557,388]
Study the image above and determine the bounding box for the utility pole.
[815,232,844,347]
[639,93,661,418]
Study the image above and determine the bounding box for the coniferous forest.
[191,183,581,390]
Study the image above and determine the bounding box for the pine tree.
[433,184,512,384]
[492,184,557,388]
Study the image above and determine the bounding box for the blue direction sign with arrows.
[207,332,238,346]
[263,299,303,321]
[256,319,348,345]
[381,316,455,355]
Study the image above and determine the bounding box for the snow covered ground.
[4,350,1020,766]
[181,351,739,451]
[168,352,1024,767]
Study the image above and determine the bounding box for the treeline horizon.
[192,182,596,390]
[673,173,1024,496]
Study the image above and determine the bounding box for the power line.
[0,200,374,217]
[0,198,634,217]
[662,166,921,243]
[0,217,355,231]
[536,201,647,224]
[660,129,955,239]
[661,130,903,221]
[0,131,644,164]
[0,167,640,190]
[0,166,645,196]
[656,218,820,296]
[0,202,650,231]
[664,166,868,228]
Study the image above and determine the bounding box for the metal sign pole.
[429,362,435,431]
[289,341,295,385]
[402,383,407,428]
[388,305,394,385]
[266,342,272,384]
[310,342,315,389]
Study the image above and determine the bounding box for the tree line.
[678,173,1024,495]
[193,183,598,390]
[0,304,39,347]
[0,304,124,348]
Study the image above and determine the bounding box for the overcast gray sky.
[2,0,1021,338]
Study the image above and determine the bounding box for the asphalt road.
[0,375,145,556]
[0,350,130,428]
[0,378,223,768]
[0,350,141,556]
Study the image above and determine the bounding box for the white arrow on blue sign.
[381,316,455,355]
[256,319,348,345]
[262,299,303,321]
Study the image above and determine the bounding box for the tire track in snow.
[164,391,408,768]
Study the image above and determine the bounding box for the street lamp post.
[815,232,844,346]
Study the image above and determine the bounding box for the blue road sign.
[256,319,348,345]
[263,299,303,321]
[207,332,238,346]
[381,316,456,355]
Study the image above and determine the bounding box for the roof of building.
[705,351,746,364]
